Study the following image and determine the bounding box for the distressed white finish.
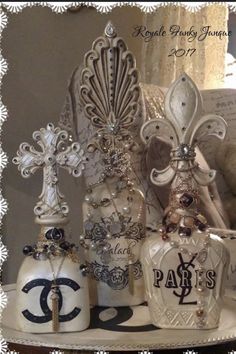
[140,73,230,329]
[13,123,90,333]
[79,21,140,153]
[13,123,85,224]
[141,73,227,187]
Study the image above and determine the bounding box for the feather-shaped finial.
[79,22,140,155]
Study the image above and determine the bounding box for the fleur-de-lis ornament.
[13,123,86,225]
[141,73,227,188]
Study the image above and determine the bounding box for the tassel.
[128,260,134,295]
[51,284,59,332]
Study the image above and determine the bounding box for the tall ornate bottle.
[140,73,229,329]
[13,123,90,333]
[78,22,146,306]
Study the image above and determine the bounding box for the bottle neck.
[37,225,66,244]
[168,163,200,213]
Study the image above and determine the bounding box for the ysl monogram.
[22,278,81,323]
[173,253,197,305]
[153,253,216,305]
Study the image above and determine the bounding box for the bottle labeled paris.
[140,73,229,329]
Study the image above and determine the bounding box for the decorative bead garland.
[23,227,79,263]
[159,168,212,327]
[80,179,145,265]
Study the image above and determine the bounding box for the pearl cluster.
[81,177,135,257]
[84,178,133,213]
[81,178,145,265]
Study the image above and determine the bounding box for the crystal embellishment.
[166,223,177,233]
[178,226,192,237]
[179,193,194,208]
[105,21,116,38]
[176,143,196,160]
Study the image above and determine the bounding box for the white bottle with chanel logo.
[13,123,90,333]
[140,73,230,329]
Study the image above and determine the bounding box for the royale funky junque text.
[132,25,232,58]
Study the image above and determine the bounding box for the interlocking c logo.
[22,278,81,323]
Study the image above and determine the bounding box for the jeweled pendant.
[178,226,192,237]
[196,221,207,232]
[179,193,194,208]
[166,223,177,233]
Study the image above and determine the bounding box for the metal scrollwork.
[88,260,143,290]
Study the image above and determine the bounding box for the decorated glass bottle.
[78,22,146,306]
[140,73,230,329]
[13,123,90,333]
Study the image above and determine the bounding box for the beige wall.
[2,6,143,284]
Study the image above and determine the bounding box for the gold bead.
[196,308,204,317]
[183,216,195,227]
[169,212,181,224]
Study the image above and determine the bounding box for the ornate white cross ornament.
[140,73,227,187]
[13,123,86,225]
